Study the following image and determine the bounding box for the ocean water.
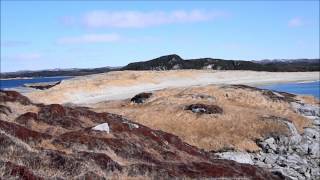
[259,81,320,99]
[0,76,72,89]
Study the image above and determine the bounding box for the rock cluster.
[216,101,320,180]
[185,103,223,114]
[228,84,298,103]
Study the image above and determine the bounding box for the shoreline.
[0,75,74,80]
[247,79,320,86]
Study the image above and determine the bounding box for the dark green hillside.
[122,54,319,72]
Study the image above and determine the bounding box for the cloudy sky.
[1,1,319,72]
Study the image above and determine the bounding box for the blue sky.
[1,1,319,72]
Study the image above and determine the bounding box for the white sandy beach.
[24,70,319,104]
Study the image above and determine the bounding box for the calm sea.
[0,76,72,89]
[0,77,319,99]
[259,81,320,99]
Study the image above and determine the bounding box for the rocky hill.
[121,54,319,71]
[0,90,281,179]
[1,55,319,79]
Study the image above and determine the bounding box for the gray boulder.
[216,152,254,165]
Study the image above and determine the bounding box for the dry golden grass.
[90,85,313,152]
[298,95,320,106]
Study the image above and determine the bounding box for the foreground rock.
[0,90,280,179]
[216,101,320,180]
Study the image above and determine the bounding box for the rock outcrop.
[0,90,280,179]
[24,81,61,90]
[130,92,152,104]
[185,104,223,114]
[216,101,320,180]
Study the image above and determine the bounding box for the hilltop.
[1,54,319,79]
[122,54,319,71]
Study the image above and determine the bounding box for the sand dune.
[24,70,319,105]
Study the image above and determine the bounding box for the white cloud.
[288,17,304,27]
[81,10,228,28]
[57,33,121,44]
[8,53,42,60]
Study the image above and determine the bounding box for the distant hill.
[253,59,320,71]
[121,54,320,72]
[1,55,319,79]
[0,67,117,79]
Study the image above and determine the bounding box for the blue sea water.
[259,81,320,99]
[0,76,72,89]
